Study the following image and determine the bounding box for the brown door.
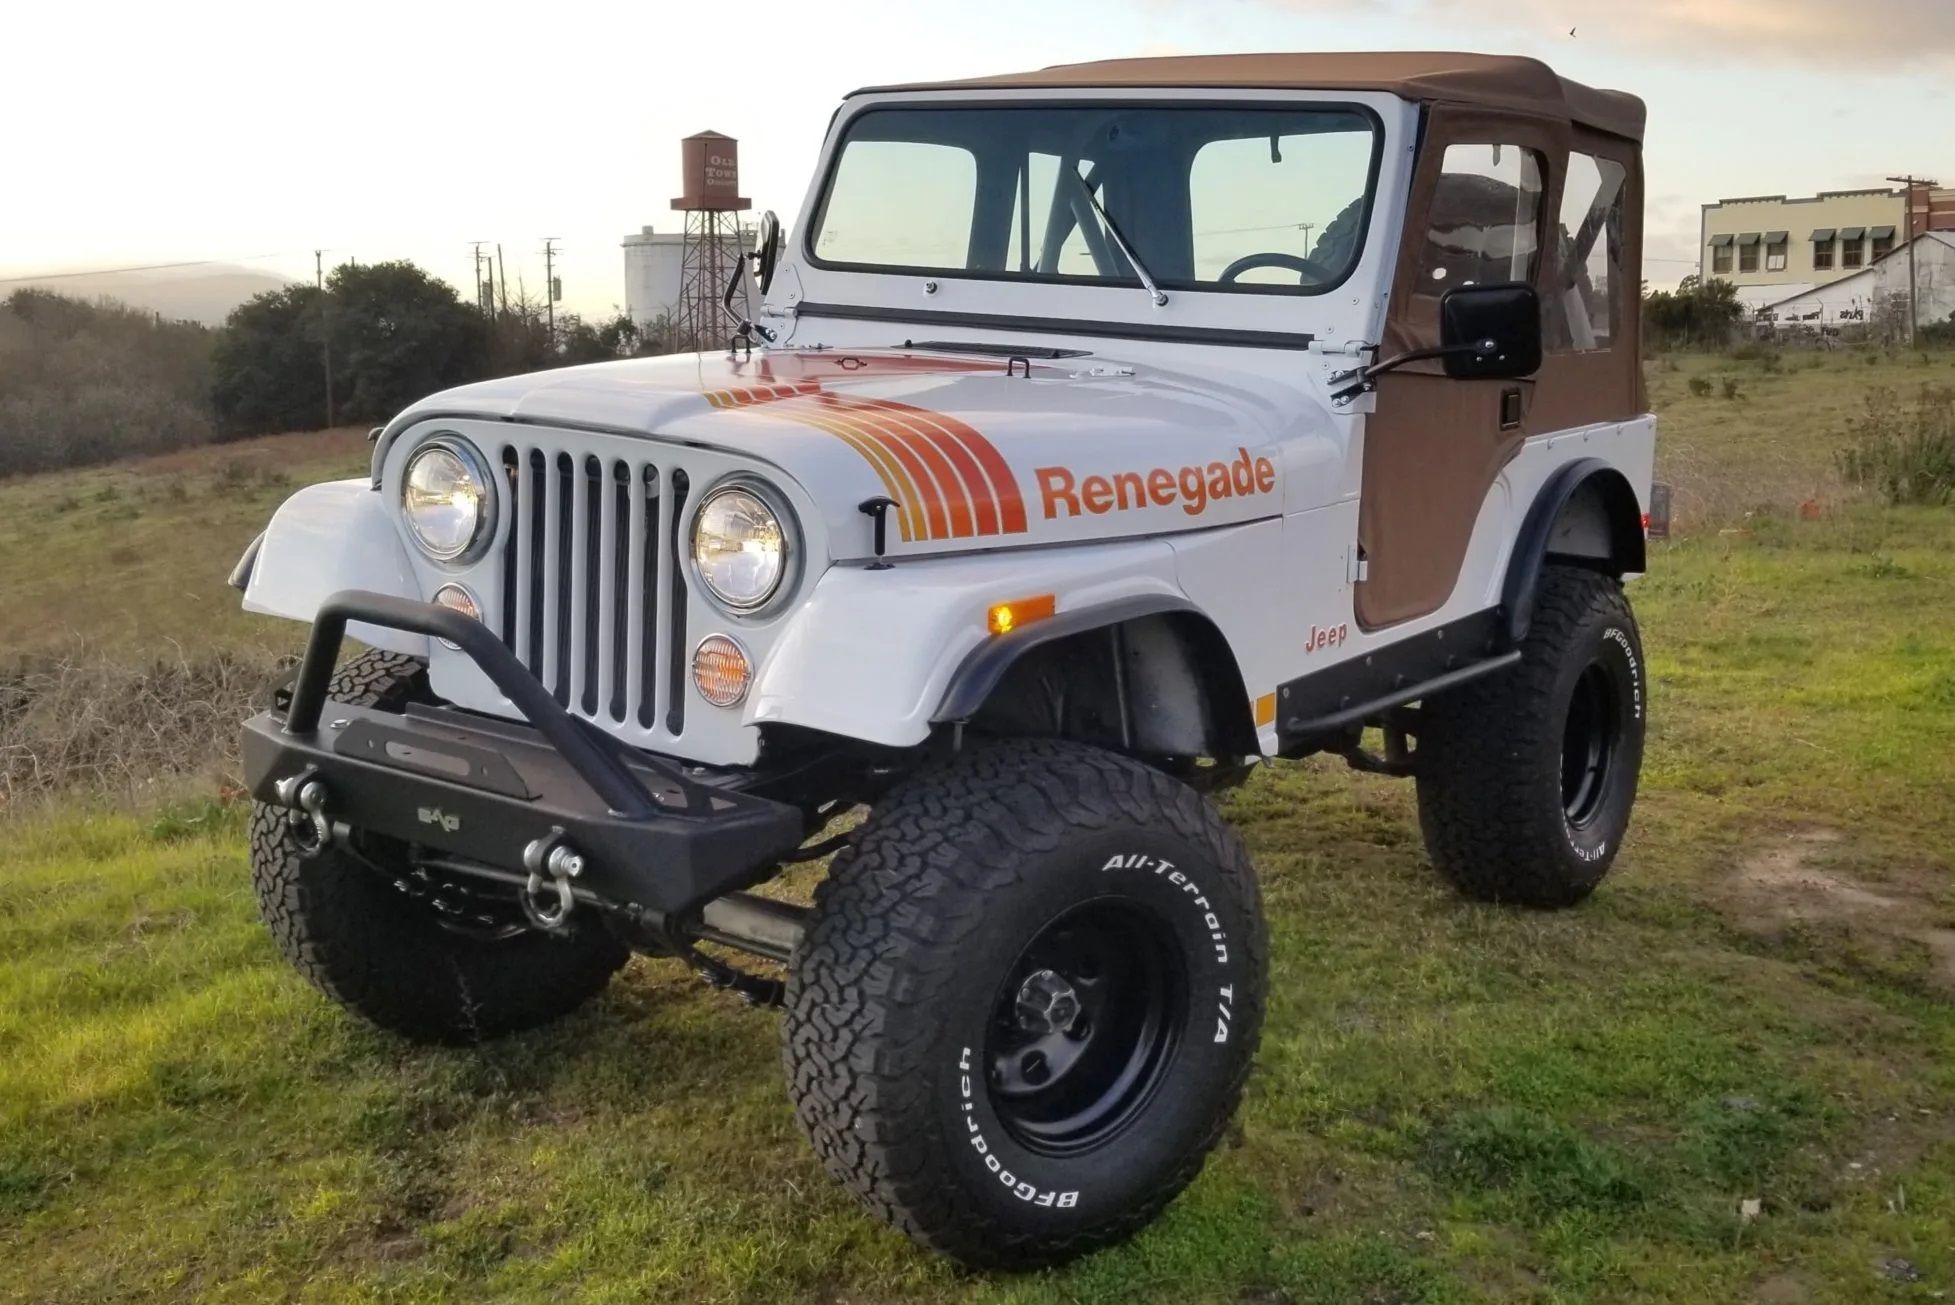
[1355,118,1563,632]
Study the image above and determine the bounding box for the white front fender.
[241,479,429,657]
[749,539,1188,748]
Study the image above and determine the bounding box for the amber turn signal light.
[692,634,752,707]
[986,594,1056,637]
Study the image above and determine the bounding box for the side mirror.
[752,210,782,294]
[1439,282,1542,380]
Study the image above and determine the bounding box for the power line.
[0,253,293,285]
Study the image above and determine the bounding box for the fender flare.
[240,480,429,657]
[932,595,1202,723]
[932,596,1259,759]
[1499,457,1646,647]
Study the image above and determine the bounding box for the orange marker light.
[987,593,1056,637]
[692,634,752,707]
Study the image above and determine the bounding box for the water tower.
[672,130,752,350]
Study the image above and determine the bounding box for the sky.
[5,0,1951,316]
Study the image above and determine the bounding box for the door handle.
[1499,387,1524,431]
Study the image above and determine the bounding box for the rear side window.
[1418,143,1544,294]
[1550,152,1628,351]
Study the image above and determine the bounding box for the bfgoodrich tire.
[782,738,1267,1269]
[250,650,630,1045]
[1415,565,1647,908]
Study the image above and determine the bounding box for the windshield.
[810,104,1380,296]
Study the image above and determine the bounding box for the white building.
[1759,231,1955,333]
[621,224,757,332]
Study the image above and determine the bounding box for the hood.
[386,348,1314,561]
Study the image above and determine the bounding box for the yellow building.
[1700,189,1904,308]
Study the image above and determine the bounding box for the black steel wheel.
[1416,564,1646,908]
[985,899,1187,1158]
[1561,661,1622,830]
[783,738,1267,1270]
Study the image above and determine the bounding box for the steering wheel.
[1218,252,1336,286]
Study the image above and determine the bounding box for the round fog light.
[432,584,481,649]
[692,634,752,707]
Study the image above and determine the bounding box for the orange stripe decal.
[847,397,998,537]
[704,380,1026,543]
[827,397,975,539]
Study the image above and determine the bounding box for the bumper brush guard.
[243,590,805,936]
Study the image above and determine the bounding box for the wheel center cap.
[1015,968,1081,1034]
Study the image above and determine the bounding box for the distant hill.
[1,263,295,325]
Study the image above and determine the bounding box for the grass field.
[2,353,1954,1302]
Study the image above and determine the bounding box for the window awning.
[1810,228,1836,242]
[1735,232,1762,246]
[1765,231,1789,245]
[1708,233,1734,247]
[1839,226,1866,240]
[1870,225,1896,240]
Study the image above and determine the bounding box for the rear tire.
[250,650,630,1044]
[782,738,1267,1269]
[1415,565,1646,908]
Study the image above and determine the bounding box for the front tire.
[782,739,1267,1269]
[250,650,630,1044]
[1415,565,1647,907]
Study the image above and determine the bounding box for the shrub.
[0,291,216,478]
[1836,385,1955,506]
[0,648,284,806]
[1644,277,1746,352]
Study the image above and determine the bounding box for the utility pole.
[1299,222,1316,255]
[496,243,508,317]
[1888,175,1940,347]
[469,241,489,314]
[314,249,334,429]
[543,238,560,345]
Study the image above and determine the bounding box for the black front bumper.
[242,590,804,918]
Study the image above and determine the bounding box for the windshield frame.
[801,97,1388,301]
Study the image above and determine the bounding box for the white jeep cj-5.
[234,52,1654,1267]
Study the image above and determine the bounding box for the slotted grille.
[497,445,692,736]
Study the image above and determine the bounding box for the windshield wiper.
[902,340,1090,360]
[1072,173,1168,308]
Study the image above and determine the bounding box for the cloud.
[1272,0,1955,67]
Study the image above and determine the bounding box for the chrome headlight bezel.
[688,477,800,616]
[401,437,496,564]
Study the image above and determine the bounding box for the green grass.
[0,427,370,659]
[1646,346,1955,529]
[4,364,1955,1301]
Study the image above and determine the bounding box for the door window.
[1418,143,1544,294]
[1548,152,1627,351]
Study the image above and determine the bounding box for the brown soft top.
[857,51,1645,143]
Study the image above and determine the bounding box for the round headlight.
[402,443,489,561]
[691,485,788,611]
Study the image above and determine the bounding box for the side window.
[1549,151,1627,352]
[1419,143,1544,295]
[814,140,977,270]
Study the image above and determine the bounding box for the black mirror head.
[1440,282,1543,380]
[754,211,783,294]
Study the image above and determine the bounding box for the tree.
[328,262,488,423]
[210,284,328,435]
[1642,277,1746,352]
[211,261,486,435]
